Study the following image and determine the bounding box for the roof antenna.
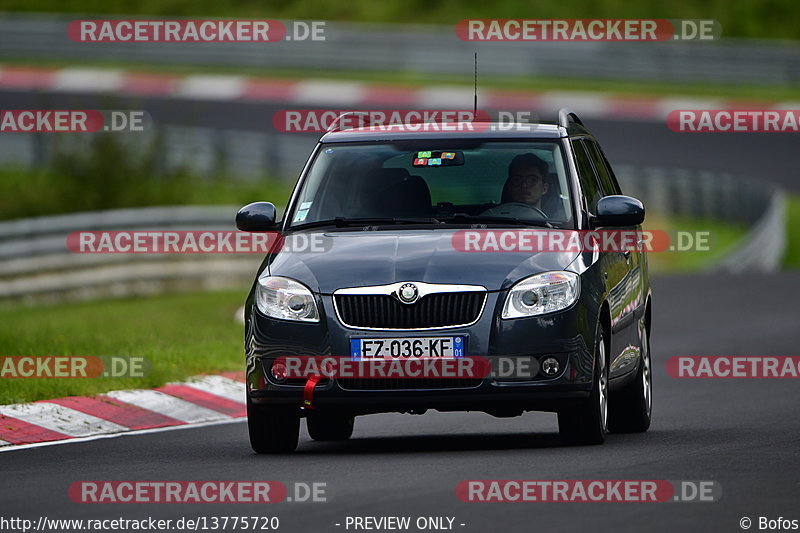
[473,52,478,114]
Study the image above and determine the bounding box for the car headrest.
[362,173,432,217]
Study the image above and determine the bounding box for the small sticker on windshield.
[300,201,313,210]
[294,210,309,222]
[413,151,464,167]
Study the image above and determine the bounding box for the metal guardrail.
[715,192,786,273]
[0,206,264,304]
[0,14,799,85]
[615,165,786,273]
[0,166,785,304]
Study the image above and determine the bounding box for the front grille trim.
[333,282,488,331]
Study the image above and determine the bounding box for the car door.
[584,139,644,378]
[572,138,634,379]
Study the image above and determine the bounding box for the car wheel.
[608,323,652,433]
[306,412,355,441]
[247,397,300,454]
[558,329,608,445]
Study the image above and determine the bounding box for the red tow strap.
[302,375,322,410]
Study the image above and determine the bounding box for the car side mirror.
[236,202,277,231]
[592,195,645,227]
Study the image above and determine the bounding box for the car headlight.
[502,272,580,319]
[255,276,319,322]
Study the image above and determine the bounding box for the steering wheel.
[481,202,548,220]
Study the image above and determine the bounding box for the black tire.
[306,412,355,441]
[247,397,300,454]
[558,329,608,445]
[608,323,652,433]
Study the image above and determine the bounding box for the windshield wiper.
[292,217,442,230]
[438,214,554,228]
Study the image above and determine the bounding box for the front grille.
[338,377,483,390]
[335,292,485,329]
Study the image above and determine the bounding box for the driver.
[482,153,550,218]
[501,153,549,208]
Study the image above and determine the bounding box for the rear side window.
[585,140,621,196]
[572,140,602,213]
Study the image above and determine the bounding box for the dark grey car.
[237,110,652,453]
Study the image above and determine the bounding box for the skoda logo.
[397,283,419,304]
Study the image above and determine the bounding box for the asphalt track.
[1,88,799,532]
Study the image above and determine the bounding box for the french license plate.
[350,336,466,360]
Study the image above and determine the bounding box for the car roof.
[320,122,570,143]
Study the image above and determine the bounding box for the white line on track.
[0,418,245,453]
[175,75,245,100]
[52,68,123,93]
[294,80,366,105]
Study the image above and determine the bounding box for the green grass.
[0,133,294,221]
[783,195,800,268]
[3,0,800,40]
[643,214,748,273]
[0,290,247,404]
[4,57,800,103]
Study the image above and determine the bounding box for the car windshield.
[288,140,574,228]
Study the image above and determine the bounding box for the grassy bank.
[0,290,246,404]
[643,214,748,274]
[0,133,293,220]
[783,195,800,268]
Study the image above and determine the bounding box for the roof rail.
[326,111,370,133]
[558,108,584,129]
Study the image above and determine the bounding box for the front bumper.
[245,291,598,415]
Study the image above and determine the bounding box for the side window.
[572,140,603,213]
[585,140,621,196]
